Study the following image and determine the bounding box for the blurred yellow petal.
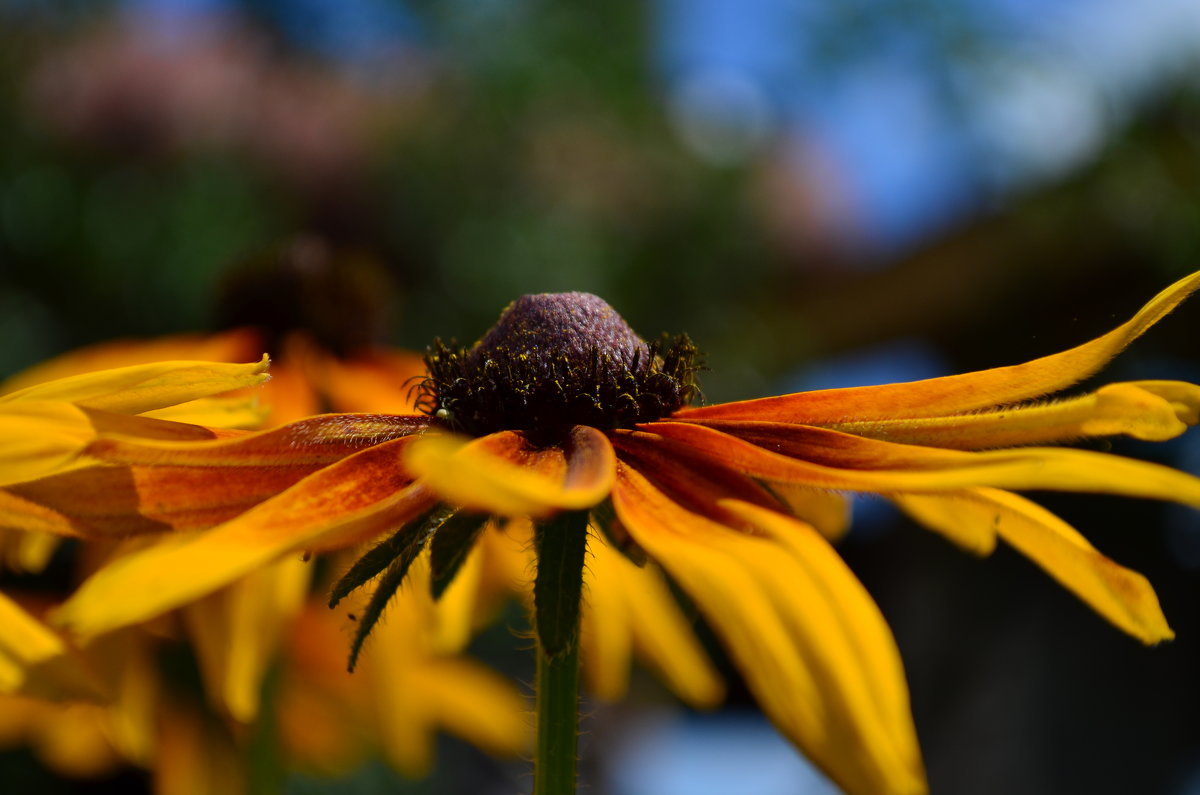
[0,528,61,573]
[649,421,1200,506]
[0,593,101,700]
[316,347,427,414]
[678,270,1200,424]
[413,658,532,761]
[831,381,1200,449]
[183,557,312,722]
[612,463,926,795]
[431,540,486,653]
[155,702,246,795]
[405,425,615,517]
[54,438,435,640]
[898,488,1172,643]
[257,358,322,426]
[583,528,724,708]
[23,702,126,779]
[0,356,270,415]
[0,593,68,693]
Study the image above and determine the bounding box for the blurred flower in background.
[1,0,1199,792]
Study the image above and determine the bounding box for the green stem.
[532,510,589,795]
[534,631,582,795]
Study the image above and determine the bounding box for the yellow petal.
[183,557,312,722]
[2,455,326,538]
[87,412,431,467]
[0,329,260,395]
[889,492,999,556]
[0,593,101,700]
[829,381,1200,449]
[0,356,270,415]
[897,488,1173,643]
[0,592,67,692]
[404,426,615,518]
[649,421,1200,506]
[765,482,852,542]
[0,528,61,573]
[612,463,926,795]
[584,528,724,708]
[314,347,427,414]
[407,659,532,764]
[677,270,1200,423]
[155,702,247,795]
[0,402,91,486]
[53,437,434,640]
[142,396,271,430]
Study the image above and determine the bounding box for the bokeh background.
[2,0,1200,793]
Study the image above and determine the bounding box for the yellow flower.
[5,328,723,712]
[9,273,1200,795]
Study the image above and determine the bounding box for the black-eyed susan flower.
[7,273,1200,794]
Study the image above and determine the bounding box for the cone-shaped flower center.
[420,292,700,443]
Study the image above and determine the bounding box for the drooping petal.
[611,462,926,795]
[677,270,1200,423]
[825,381,1200,449]
[53,437,435,640]
[404,426,615,517]
[893,488,1173,643]
[647,421,1200,506]
[0,356,271,415]
[722,499,924,784]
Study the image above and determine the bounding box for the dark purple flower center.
[419,292,701,443]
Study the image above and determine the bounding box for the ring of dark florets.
[416,334,703,445]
